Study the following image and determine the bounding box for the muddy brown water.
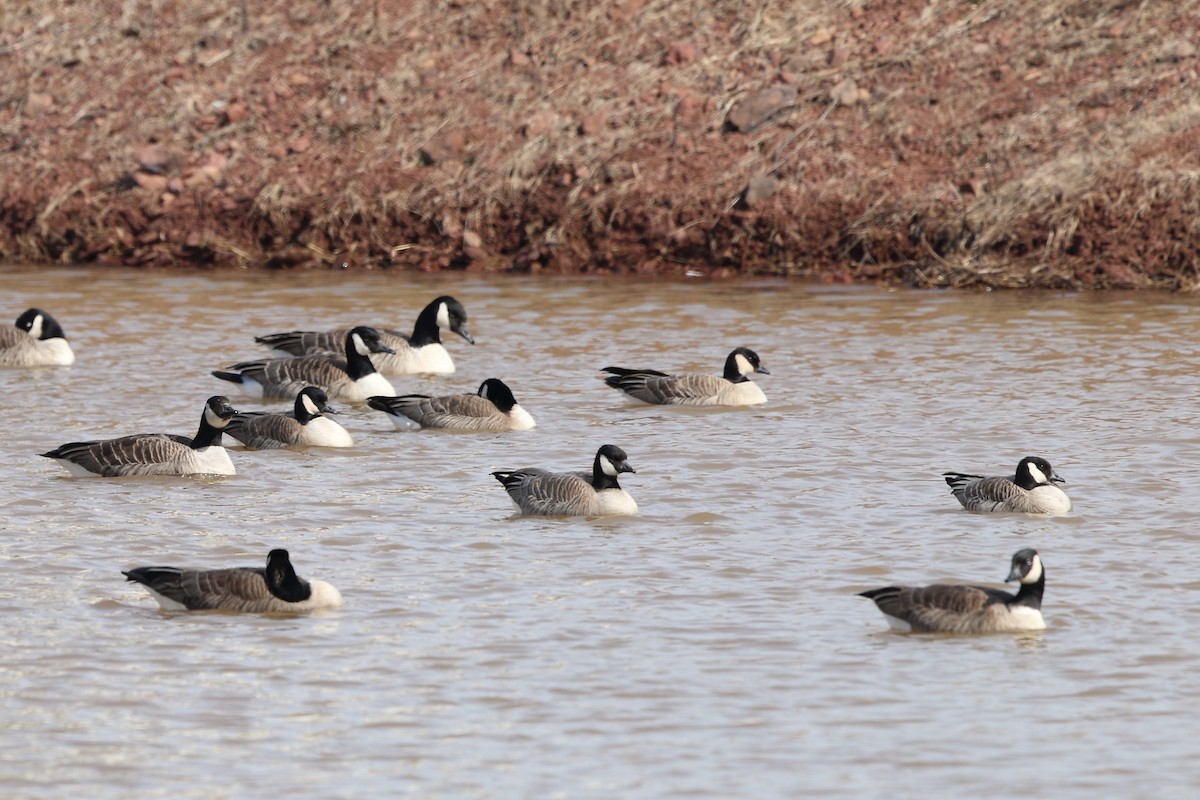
[2,267,1198,798]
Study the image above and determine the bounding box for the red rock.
[222,101,248,125]
[509,49,531,67]
[830,77,859,106]
[462,230,482,249]
[740,175,779,208]
[726,86,797,132]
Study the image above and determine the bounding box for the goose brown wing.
[954,476,1025,511]
[230,355,351,398]
[225,412,304,449]
[45,434,190,476]
[867,584,1006,632]
[499,471,594,515]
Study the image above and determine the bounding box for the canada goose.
[943,456,1072,515]
[492,444,638,516]
[41,395,238,477]
[858,548,1047,633]
[224,386,353,449]
[213,326,396,402]
[367,378,535,432]
[601,347,770,406]
[123,549,342,612]
[0,308,75,366]
[254,295,474,375]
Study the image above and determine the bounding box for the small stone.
[419,130,467,164]
[134,144,182,175]
[578,113,606,136]
[1157,40,1196,63]
[508,49,531,67]
[222,101,248,125]
[464,245,489,262]
[288,132,311,154]
[739,175,779,208]
[830,77,859,106]
[462,230,482,249]
[726,86,797,132]
[665,41,697,65]
[809,28,833,46]
[675,93,705,125]
[132,171,169,192]
[26,93,54,113]
[522,110,561,138]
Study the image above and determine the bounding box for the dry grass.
[1,0,1198,286]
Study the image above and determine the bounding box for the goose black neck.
[293,394,322,424]
[590,454,622,491]
[410,301,444,347]
[343,333,380,380]
[722,353,749,383]
[1011,571,1045,609]
[191,413,226,449]
[265,551,312,602]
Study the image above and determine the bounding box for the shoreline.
[2,2,1198,288]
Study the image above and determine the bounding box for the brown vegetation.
[1,0,1199,288]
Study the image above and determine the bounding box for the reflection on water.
[3,268,1200,798]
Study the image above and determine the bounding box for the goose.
[601,347,770,406]
[943,456,1071,515]
[224,386,353,449]
[367,378,535,432]
[123,549,342,612]
[213,325,396,402]
[858,548,1047,633]
[492,444,638,516]
[0,307,75,366]
[41,395,238,477]
[254,295,474,375]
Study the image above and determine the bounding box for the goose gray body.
[0,308,75,366]
[944,456,1071,515]
[254,296,474,375]
[859,549,1047,633]
[602,347,769,406]
[492,444,638,516]
[225,386,353,449]
[41,396,238,477]
[214,326,396,402]
[367,378,535,431]
[123,549,342,612]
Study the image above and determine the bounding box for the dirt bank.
[2,1,1198,288]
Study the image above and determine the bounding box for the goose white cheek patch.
[301,394,320,416]
[599,455,617,476]
[437,302,450,330]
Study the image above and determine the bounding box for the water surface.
[2,268,1198,798]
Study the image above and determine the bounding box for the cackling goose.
[254,295,474,375]
[943,456,1071,515]
[367,378,535,431]
[41,395,238,477]
[859,548,1047,633]
[601,347,769,406]
[213,325,396,402]
[123,548,342,612]
[492,444,638,516]
[0,308,75,366]
[225,386,353,449]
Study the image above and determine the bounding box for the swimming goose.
[367,378,535,431]
[859,548,1047,633]
[225,386,353,449]
[601,347,770,406]
[0,308,75,366]
[492,444,638,516]
[254,295,474,375]
[123,548,342,612]
[943,456,1071,515]
[41,395,238,477]
[213,325,396,402]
